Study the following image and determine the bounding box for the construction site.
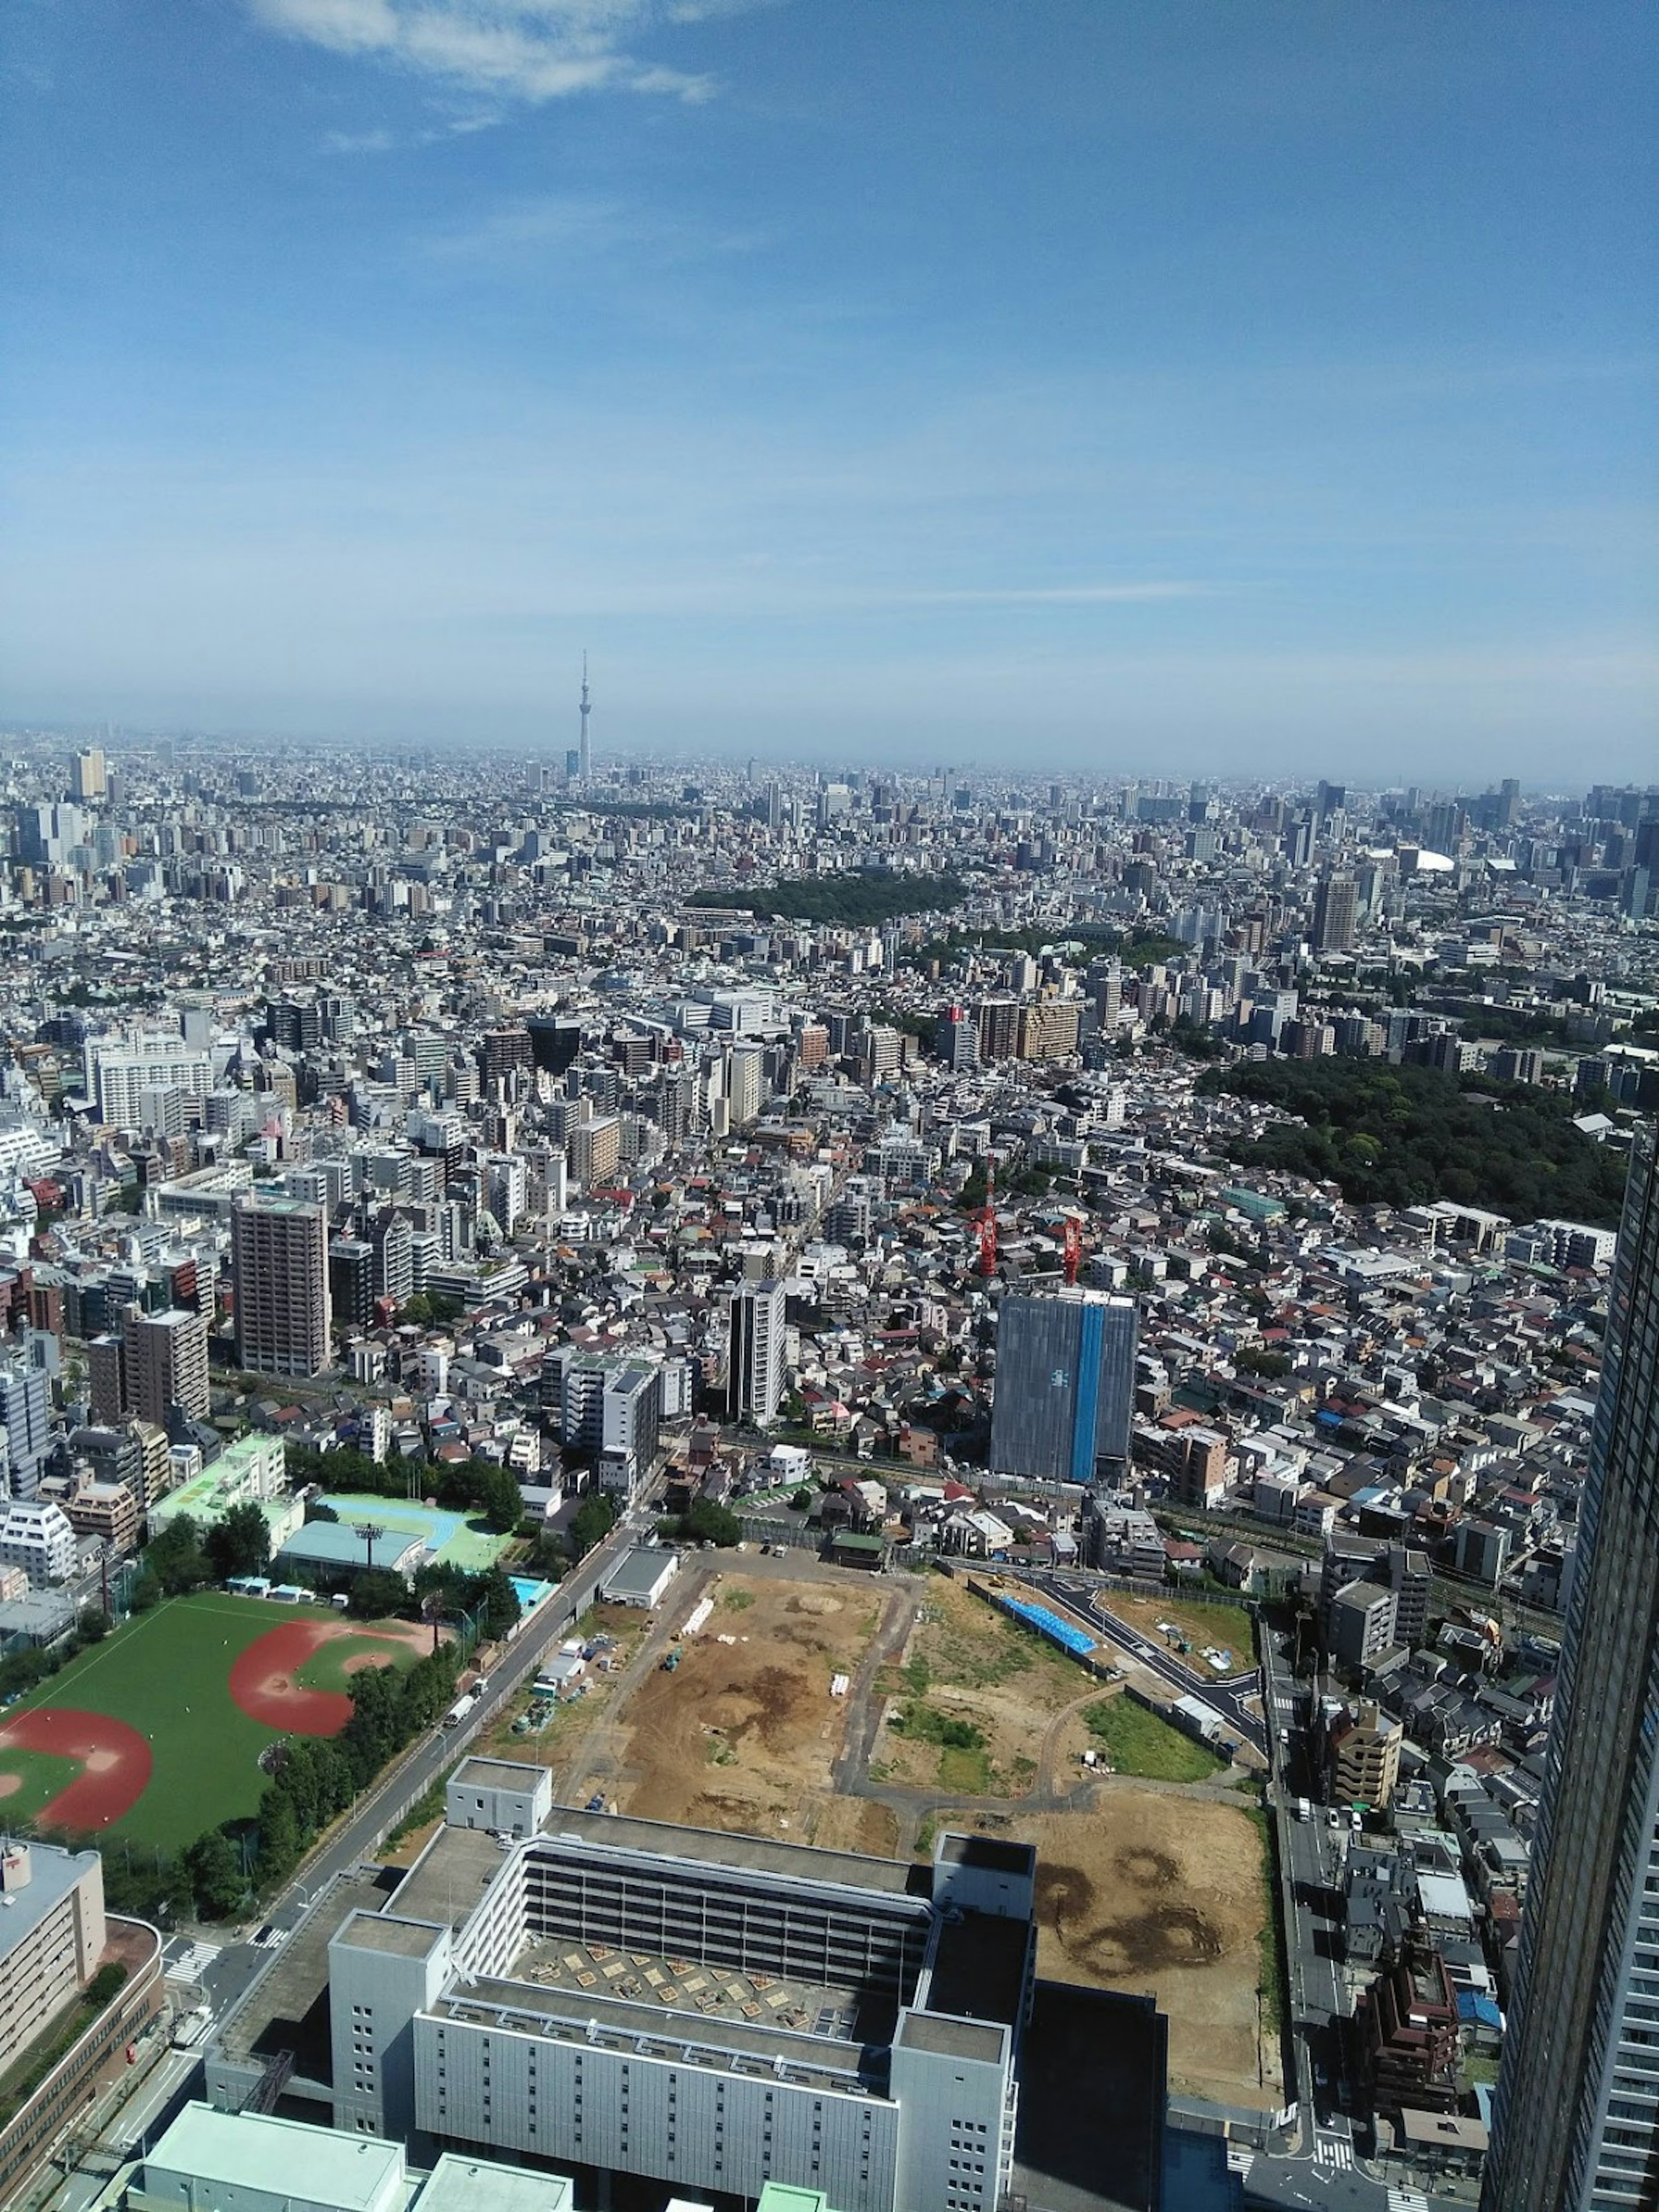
[509,1549,1280,2114]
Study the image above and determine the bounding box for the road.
[1010,1564,1269,1758]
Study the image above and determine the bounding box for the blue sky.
[2,0,1654,778]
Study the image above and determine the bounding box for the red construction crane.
[1062,1214,1082,1286]
[976,1164,997,1279]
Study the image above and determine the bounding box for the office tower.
[232,1195,331,1377]
[1484,1123,1659,2212]
[1016,999,1082,1062]
[566,1113,622,1189]
[728,1279,786,1425]
[72,748,107,802]
[988,1290,1140,1485]
[1281,813,1314,869]
[526,1014,582,1076]
[1316,779,1346,820]
[1093,959,1123,1034]
[559,1353,663,1495]
[126,1306,210,1428]
[0,1360,53,1500]
[1312,872,1358,954]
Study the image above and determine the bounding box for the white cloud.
[324,124,399,151]
[249,0,720,105]
[898,582,1218,607]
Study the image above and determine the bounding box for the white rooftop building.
[0,1498,77,1585]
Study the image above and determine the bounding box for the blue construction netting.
[998,1595,1096,1658]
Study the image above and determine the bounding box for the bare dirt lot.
[957,1798,1276,2111]
[590,1575,887,1843]
[870,1573,1102,1797]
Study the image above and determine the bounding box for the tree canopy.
[204,1500,272,1582]
[1196,1058,1628,1224]
[688,871,966,927]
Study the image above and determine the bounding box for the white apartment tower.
[728,1278,787,1426]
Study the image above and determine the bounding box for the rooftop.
[505,1926,893,2047]
[335,1911,448,1962]
[601,1546,680,1599]
[143,2101,407,2212]
[0,1840,99,1969]
[922,1911,1032,2032]
[530,1803,925,1899]
[429,1971,884,2099]
[417,2153,573,2212]
[896,2012,1006,2065]
[389,1821,510,1933]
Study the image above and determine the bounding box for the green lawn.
[1082,1695,1230,1783]
[294,1628,425,1693]
[0,1592,337,1851]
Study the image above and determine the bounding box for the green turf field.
[0,1593,353,1852]
[0,1746,82,1827]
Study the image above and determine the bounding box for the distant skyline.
[2,2,1654,775]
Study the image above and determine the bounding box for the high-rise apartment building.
[71,748,107,802]
[988,1291,1139,1486]
[1016,999,1082,1063]
[1312,871,1358,954]
[1484,1122,1659,2212]
[0,1359,53,1500]
[232,1195,331,1378]
[125,1306,210,1428]
[726,1039,766,1125]
[728,1279,787,1426]
[88,1032,213,1131]
[933,1006,979,1071]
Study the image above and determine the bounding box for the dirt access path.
[568,1567,913,1849]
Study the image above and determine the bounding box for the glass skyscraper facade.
[1485,1122,1659,2212]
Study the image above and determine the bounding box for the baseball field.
[0,1592,433,1852]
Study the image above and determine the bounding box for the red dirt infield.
[229,1619,429,1734]
[0,1708,153,1830]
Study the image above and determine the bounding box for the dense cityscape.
[0,722,1650,2212]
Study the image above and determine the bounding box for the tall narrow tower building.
[578,655,592,784]
[232,1194,332,1378]
[1484,1121,1659,2212]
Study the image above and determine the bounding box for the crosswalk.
[1388,2190,1430,2212]
[1225,2143,1255,2181]
[1314,2131,1354,2170]
[164,1938,221,1985]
